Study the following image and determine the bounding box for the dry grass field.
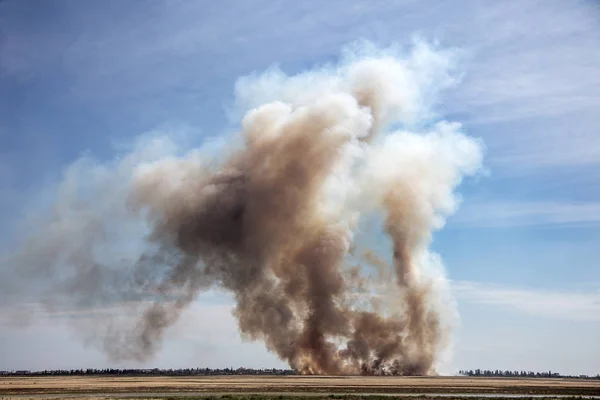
[0,375,599,399]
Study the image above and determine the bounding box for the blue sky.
[1,0,599,374]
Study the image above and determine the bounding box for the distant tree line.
[1,367,598,378]
[459,369,600,380]
[0,367,296,376]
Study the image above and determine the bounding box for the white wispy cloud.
[453,280,600,321]
[453,201,600,228]
[443,1,600,171]
[2,0,598,173]
[452,1,600,120]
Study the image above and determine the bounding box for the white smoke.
[2,40,483,374]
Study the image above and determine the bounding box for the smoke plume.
[2,41,483,375]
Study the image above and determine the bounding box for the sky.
[1,0,599,375]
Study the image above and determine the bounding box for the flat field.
[1,375,599,399]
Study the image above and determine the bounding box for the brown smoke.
[2,42,483,375]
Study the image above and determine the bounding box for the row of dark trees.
[1,367,598,378]
[459,369,600,379]
[0,367,296,376]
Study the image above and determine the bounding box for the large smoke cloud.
[2,41,483,375]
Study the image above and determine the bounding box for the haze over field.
[0,0,599,375]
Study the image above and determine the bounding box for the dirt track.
[1,375,599,398]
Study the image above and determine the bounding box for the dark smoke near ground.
[1,42,483,375]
